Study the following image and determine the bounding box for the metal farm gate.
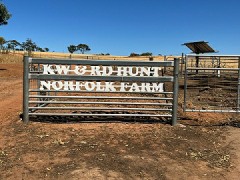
[23,56,180,125]
[183,54,240,113]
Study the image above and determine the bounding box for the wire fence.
[183,55,240,113]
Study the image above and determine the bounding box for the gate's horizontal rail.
[186,54,240,58]
[29,101,172,106]
[29,107,172,111]
[29,89,173,94]
[29,74,174,82]
[185,109,240,113]
[29,112,172,117]
[29,95,173,100]
[187,67,239,71]
[29,58,174,66]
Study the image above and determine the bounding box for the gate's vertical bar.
[164,55,167,74]
[181,53,184,76]
[37,63,40,106]
[183,55,188,111]
[172,58,180,125]
[23,56,30,123]
[238,57,240,112]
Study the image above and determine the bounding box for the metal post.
[181,53,184,76]
[183,55,188,112]
[172,58,179,125]
[23,56,30,123]
[238,57,240,112]
[196,55,199,74]
[37,63,40,106]
[217,57,221,77]
[164,55,166,73]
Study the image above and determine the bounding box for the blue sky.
[1,0,240,55]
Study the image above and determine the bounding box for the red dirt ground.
[0,63,240,179]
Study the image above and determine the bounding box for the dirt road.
[0,63,240,179]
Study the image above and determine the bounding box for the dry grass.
[30,51,170,61]
[1,52,238,69]
[0,51,174,63]
[187,57,239,68]
[0,53,23,64]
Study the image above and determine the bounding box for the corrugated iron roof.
[183,41,216,54]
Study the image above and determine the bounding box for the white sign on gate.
[40,65,164,92]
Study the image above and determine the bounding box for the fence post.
[181,53,184,76]
[172,58,180,125]
[164,55,167,73]
[23,56,30,123]
[238,57,240,112]
[183,55,188,112]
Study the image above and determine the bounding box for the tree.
[0,36,6,52]
[44,48,49,52]
[67,45,77,54]
[0,2,11,25]
[129,53,140,57]
[6,40,21,52]
[36,46,44,52]
[77,44,91,54]
[140,52,152,56]
[21,38,37,56]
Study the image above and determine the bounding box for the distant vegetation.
[0,37,50,56]
[129,52,153,57]
[95,53,110,56]
[67,44,91,54]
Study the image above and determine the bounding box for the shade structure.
[183,41,216,54]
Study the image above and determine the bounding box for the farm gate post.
[172,58,180,125]
[23,56,30,123]
[238,57,240,112]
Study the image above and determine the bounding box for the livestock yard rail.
[23,56,180,125]
[183,54,240,113]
